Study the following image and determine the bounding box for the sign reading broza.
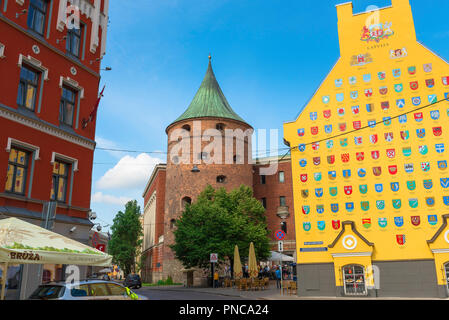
[210,253,218,263]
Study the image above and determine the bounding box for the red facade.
[141,165,166,283]
[0,0,108,224]
[253,157,296,255]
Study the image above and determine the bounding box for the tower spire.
[167,57,250,130]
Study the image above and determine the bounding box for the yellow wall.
[284,0,449,265]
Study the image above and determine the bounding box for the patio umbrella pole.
[1,262,8,300]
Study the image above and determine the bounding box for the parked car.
[123,274,142,289]
[28,280,148,300]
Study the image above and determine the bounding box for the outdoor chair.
[283,281,290,295]
[289,281,297,295]
[263,277,269,290]
[239,278,247,290]
[252,279,261,291]
[234,278,240,289]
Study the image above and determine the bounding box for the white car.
[28,280,148,300]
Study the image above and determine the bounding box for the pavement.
[139,281,449,300]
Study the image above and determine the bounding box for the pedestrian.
[213,270,219,288]
[275,266,281,289]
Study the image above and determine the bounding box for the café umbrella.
[248,242,258,278]
[233,245,242,279]
[0,217,112,300]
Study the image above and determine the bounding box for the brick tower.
[163,57,254,285]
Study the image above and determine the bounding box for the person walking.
[275,267,282,289]
[214,270,219,288]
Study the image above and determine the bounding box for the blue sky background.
[91,0,449,232]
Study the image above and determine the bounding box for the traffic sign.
[275,230,285,241]
[210,253,218,263]
[278,241,284,252]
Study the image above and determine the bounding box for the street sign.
[210,253,218,263]
[275,230,285,241]
[278,241,284,252]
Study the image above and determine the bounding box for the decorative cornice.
[142,164,167,197]
[0,14,100,78]
[6,137,41,160]
[431,249,449,254]
[18,54,49,80]
[143,191,157,212]
[328,221,374,248]
[59,76,85,99]
[0,105,95,150]
[51,152,79,171]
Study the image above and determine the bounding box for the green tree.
[170,185,271,270]
[108,200,143,275]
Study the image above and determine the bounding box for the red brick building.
[141,164,166,283]
[141,59,295,285]
[0,0,108,299]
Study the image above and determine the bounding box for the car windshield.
[128,275,139,280]
[29,285,65,299]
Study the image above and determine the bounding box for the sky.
[90,0,449,232]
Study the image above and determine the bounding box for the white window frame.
[18,54,49,80]
[0,43,5,59]
[342,264,367,296]
[6,138,40,160]
[5,138,40,198]
[59,76,84,129]
[59,76,84,99]
[51,152,78,171]
[279,171,285,183]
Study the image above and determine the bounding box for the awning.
[0,217,112,266]
[268,251,295,262]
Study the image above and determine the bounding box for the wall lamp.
[16,9,27,18]
[56,36,67,44]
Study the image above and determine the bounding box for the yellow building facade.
[284,0,449,297]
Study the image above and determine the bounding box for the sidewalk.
[144,282,289,300]
[144,282,448,300]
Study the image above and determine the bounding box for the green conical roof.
[170,59,249,126]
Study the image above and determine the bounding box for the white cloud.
[95,136,124,158]
[96,153,163,190]
[91,192,133,206]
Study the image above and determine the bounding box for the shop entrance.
[342,265,367,296]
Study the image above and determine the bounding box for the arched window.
[445,262,449,290]
[181,196,192,209]
[216,123,225,131]
[182,124,191,132]
[216,175,226,183]
[342,265,367,296]
[170,219,176,229]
